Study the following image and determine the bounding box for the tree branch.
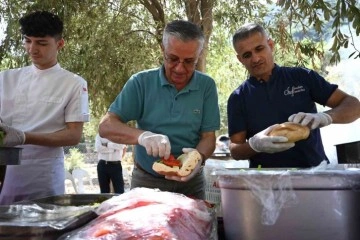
[139,0,166,45]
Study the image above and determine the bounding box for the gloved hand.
[138,131,171,158]
[0,123,26,147]
[288,112,332,130]
[165,148,203,182]
[249,124,295,153]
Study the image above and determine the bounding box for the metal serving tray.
[24,193,118,206]
[0,194,117,240]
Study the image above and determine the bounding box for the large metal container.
[217,169,360,240]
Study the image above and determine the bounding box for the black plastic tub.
[335,140,360,163]
[0,147,22,165]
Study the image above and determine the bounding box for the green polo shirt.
[109,66,220,176]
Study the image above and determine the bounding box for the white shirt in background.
[95,134,126,161]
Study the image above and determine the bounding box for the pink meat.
[63,188,215,240]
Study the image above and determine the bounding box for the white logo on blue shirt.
[284,86,305,97]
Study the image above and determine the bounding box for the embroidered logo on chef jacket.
[284,85,305,97]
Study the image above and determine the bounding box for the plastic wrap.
[241,170,297,225]
[59,188,218,240]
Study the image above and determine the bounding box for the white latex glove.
[249,124,295,153]
[138,131,171,158]
[165,148,203,182]
[288,112,332,130]
[0,123,26,147]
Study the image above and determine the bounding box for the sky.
[320,29,360,163]
[321,60,360,163]
[0,21,5,43]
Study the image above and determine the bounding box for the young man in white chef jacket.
[0,10,90,204]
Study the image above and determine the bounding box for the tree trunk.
[140,0,214,73]
[184,0,214,73]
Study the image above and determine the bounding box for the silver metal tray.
[22,193,118,206]
[0,194,117,240]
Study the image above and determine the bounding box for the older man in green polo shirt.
[99,20,220,199]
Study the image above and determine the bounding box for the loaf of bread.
[268,122,310,143]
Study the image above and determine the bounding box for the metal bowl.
[0,147,22,165]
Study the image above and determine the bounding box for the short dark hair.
[162,20,205,53]
[19,10,63,39]
[232,23,268,49]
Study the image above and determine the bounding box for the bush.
[65,148,85,172]
[64,143,88,154]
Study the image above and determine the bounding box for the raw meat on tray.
[60,188,216,240]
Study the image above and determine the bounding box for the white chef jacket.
[0,64,90,205]
[95,134,126,162]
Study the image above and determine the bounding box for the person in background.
[95,133,127,194]
[98,20,220,199]
[227,22,360,168]
[216,135,230,152]
[0,10,90,204]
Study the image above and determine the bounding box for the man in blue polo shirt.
[99,20,220,199]
[227,23,360,168]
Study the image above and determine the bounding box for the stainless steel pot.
[217,169,360,240]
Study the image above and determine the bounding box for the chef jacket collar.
[31,63,61,75]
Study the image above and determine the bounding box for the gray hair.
[162,20,205,53]
[232,23,268,49]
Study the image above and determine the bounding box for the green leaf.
[348,51,356,58]
[341,0,347,19]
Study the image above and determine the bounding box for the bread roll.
[152,151,201,177]
[268,122,310,143]
[177,151,202,177]
[151,164,180,176]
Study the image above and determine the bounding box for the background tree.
[277,0,360,63]
[1,0,359,140]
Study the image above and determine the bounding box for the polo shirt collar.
[248,64,279,85]
[159,65,200,92]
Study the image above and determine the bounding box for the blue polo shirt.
[109,66,220,176]
[227,65,338,168]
